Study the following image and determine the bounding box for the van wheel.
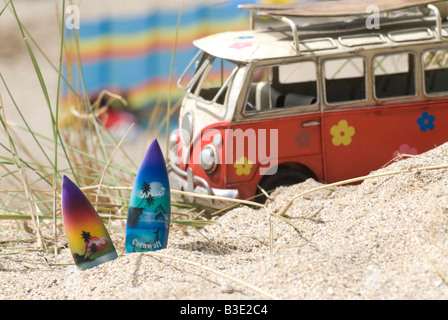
[256,168,309,204]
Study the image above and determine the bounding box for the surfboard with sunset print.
[62,176,118,270]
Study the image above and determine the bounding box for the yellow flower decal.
[234,157,253,176]
[330,120,355,146]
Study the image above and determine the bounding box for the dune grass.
[0,0,316,259]
[0,0,283,256]
[3,2,448,287]
[0,0,227,252]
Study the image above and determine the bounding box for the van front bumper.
[168,162,239,209]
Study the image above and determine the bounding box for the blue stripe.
[75,48,199,91]
[78,1,252,38]
[64,0,254,109]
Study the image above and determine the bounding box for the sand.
[2,0,448,301]
[1,142,448,300]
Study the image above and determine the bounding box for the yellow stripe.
[69,19,248,57]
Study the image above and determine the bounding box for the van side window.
[324,57,366,104]
[278,61,318,108]
[244,61,318,113]
[374,53,415,99]
[423,48,448,95]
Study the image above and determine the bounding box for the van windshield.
[178,51,238,106]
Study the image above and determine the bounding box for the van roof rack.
[239,0,447,53]
[239,0,447,18]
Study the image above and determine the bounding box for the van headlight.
[200,144,218,173]
[181,112,193,145]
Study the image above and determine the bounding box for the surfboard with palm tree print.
[125,139,171,253]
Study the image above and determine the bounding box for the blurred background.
[63,0,252,138]
[0,0,302,160]
[61,0,302,140]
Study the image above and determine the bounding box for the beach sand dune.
[1,142,448,300]
[2,0,448,300]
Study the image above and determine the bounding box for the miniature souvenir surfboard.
[62,176,118,270]
[125,139,171,253]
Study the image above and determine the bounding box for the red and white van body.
[169,1,448,206]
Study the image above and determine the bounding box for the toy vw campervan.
[169,0,448,206]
